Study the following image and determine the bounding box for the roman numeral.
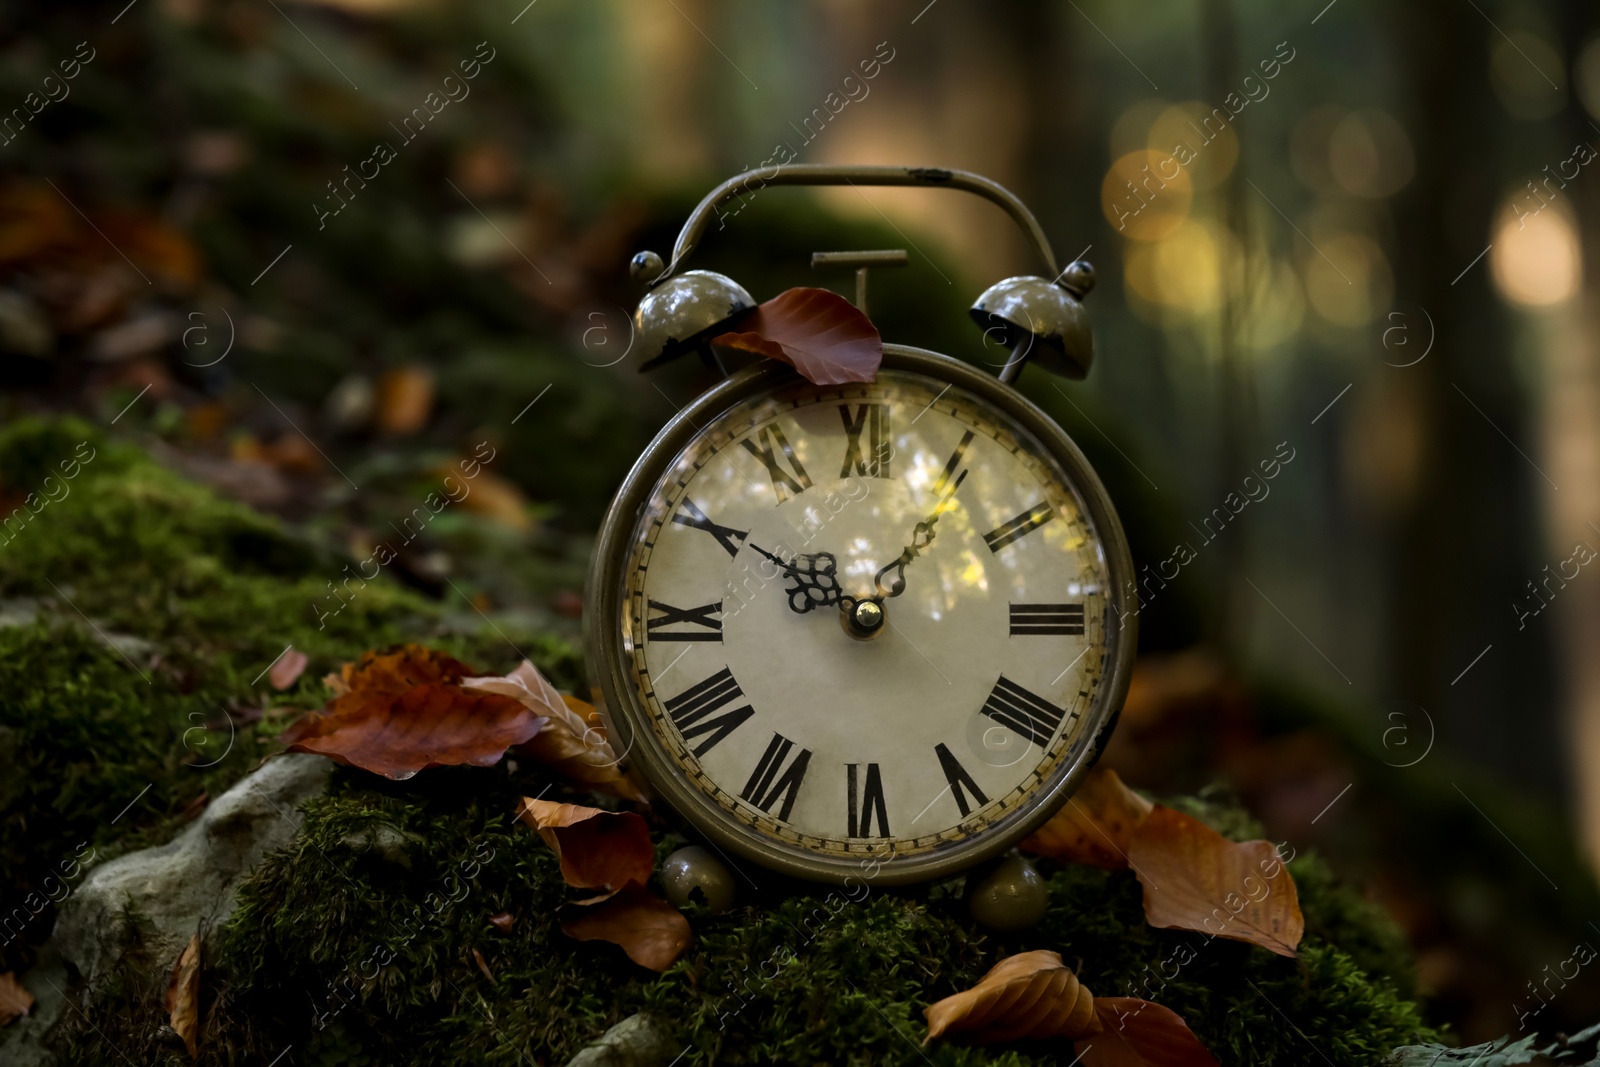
[1009,603,1085,636]
[741,424,813,502]
[983,502,1055,553]
[935,743,989,818]
[646,599,723,642]
[662,667,754,757]
[740,732,811,821]
[933,429,975,499]
[671,498,748,557]
[980,676,1070,748]
[846,763,890,837]
[839,403,891,478]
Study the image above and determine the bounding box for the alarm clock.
[587,165,1135,886]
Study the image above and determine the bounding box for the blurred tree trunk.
[1385,1,1561,792]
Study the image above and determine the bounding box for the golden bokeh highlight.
[1123,217,1238,319]
[1328,109,1415,198]
[1304,232,1391,328]
[1491,200,1581,307]
[1110,99,1171,159]
[1101,149,1193,242]
[1147,102,1239,190]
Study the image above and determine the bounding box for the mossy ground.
[3,418,1438,1065]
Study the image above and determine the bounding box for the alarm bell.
[969,261,1097,381]
[632,265,755,372]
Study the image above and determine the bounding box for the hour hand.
[749,543,846,614]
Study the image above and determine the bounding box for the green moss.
[52,755,1438,1066]
[0,417,569,973]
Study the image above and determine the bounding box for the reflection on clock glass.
[621,369,1112,859]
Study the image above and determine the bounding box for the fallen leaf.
[282,682,545,780]
[165,932,201,1059]
[1076,998,1219,1066]
[923,950,1100,1046]
[375,365,435,435]
[1020,768,1153,870]
[464,662,646,803]
[269,647,309,690]
[1125,806,1303,958]
[713,287,882,385]
[488,911,514,932]
[514,797,654,891]
[338,645,477,696]
[442,465,531,531]
[560,882,691,972]
[472,947,495,983]
[0,972,34,1027]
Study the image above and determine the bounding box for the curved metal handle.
[659,164,1059,283]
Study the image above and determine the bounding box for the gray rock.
[53,753,333,985]
[565,1013,678,1067]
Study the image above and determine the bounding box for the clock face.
[603,359,1128,880]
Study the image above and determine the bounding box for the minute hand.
[873,468,968,599]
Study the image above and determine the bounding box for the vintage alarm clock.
[587,165,1135,886]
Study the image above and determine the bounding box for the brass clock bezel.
[585,344,1137,886]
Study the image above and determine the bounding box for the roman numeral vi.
[846,762,890,837]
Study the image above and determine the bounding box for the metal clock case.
[586,166,1137,887]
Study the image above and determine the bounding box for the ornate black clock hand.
[873,468,968,598]
[749,543,849,614]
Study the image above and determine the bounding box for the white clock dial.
[619,368,1114,862]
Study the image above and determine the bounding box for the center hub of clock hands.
[747,467,968,642]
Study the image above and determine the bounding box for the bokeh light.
[1489,29,1566,120]
[1491,199,1582,307]
[1101,149,1193,242]
[1328,109,1415,198]
[1148,102,1240,190]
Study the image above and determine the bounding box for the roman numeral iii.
[935,743,989,818]
[846,762,890,837]
[839,403,891,478]
[980,676,1071,748]
[662,667,754,757]
[741,424,813,502]
[671,498,748,557]
[741,732,812,821]
[646,599,723,642]
[983,501,1055,553]
[1009,603,1085,636]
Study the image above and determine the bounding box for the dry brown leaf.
[447,467,532,531]
[514,797,655,891]
[1020,768,1153,870]
[488,911,514,932]
[269,647,309,690]
[713,287,882,385]
[559,882,691,972]
[472,947,495,983]
[375,365,435,435]
[464,662,646,803]
[0,972,34,1027]
[1076,998,1219,1066]
[338,645,476,695]
[923,950,1100,1046]
[1125,806,1303,958]
[165,932,201,1059]
[282,659,545,779]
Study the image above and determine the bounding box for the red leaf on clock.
[712,286,882,385]
[514,796,655,892]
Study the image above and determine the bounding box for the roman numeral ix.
[839,403,891,479]
[935,742,989,818]
[671,498,748,557]
[646,599,723,642]
[662,667,754,757]
[1009,602,1085,636]
[846,762,890,837]
[984,501,1055,553]
[980,676,1071,749]
[741,424,813,502]
[740,732,811,821]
